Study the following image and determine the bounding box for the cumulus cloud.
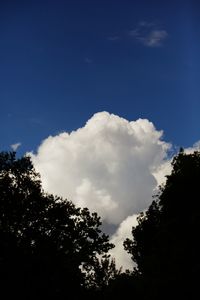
[110,214,138,270]
[29,111,173,268]
[152,141,200,187]
[129,22,168,47]
[11,142,21,151]
[152,159,172,187]
[185,141,200,153]
[30,112,170,224]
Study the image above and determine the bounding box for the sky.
[1,0,200,269]
[1,0,200,153]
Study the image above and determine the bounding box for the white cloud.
[185,141,200,154]
[110,214,138,271]
[152,140,200,187]
[11,142,21,151]
[142,30,168,47]
[129,22,168,47]
[152,159,172,187]
[30,112,170,224]
[29,111,172,268]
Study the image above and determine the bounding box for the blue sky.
[1,0,200,154]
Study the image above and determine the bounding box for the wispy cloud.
[11,142,21,151]
[107,36,120,41]
[138,30,168,47]
[107,21,168,48]
[84,57,93,64]
[29,117,44,126]
[129,22,168,47]
[138,21,155,28]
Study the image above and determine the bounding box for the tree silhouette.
[0,151,114,299]
[84,255,121,290]
[124,150,200,299]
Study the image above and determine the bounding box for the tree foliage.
[0,151,114,299]
[84,255,121,290]
[3,149,200,299]
[124,150,200,299]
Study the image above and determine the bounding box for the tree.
[0,151,114,299]
[124,150,200,299]
[84,255,121,289]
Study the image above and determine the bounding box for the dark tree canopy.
[124,150,200,299]
[3,149,200,299]
[0,152,114,299]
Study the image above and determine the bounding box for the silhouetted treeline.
[121,149,200,300]
[1,149,200,299]
[0,152,117,299]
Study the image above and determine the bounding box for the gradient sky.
[1,0,200,154]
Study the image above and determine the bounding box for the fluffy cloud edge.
[28,112,200,270]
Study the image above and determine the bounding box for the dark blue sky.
[1,0,200,154]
